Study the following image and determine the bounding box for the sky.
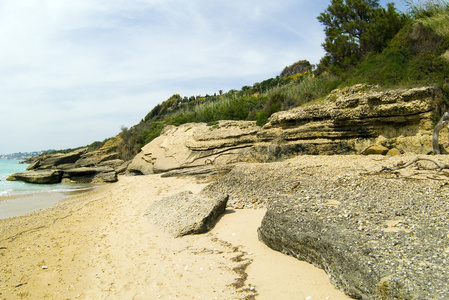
[0,0,407,154]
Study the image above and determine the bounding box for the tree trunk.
[432,111,449,154]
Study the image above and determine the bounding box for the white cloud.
[0,0,406,153]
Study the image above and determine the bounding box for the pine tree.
[317,0,407,72]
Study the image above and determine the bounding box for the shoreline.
[0,185,100,220]
[0,173,350,299]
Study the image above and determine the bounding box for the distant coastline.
[0,150,55,161]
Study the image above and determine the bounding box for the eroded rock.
[145,191,228,237]
[26,148,86,170]
[62,167,117,183]
[127,121,259,175]
[7,170,63,184]
[16,138,123,184]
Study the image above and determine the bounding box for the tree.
[280,60,312,77]
[117,126,140,161]
[317,0,407,71]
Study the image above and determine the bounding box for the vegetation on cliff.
[62,0,449,161]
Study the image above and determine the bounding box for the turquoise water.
[0,159,96,219]
[0,159,90,196]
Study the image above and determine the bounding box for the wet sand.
[0,187,98,220]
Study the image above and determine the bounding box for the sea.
[0,159,96,219]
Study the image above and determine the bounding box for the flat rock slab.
[160,165,234,178]
[258,176,449,299]
[6,170,63,184]
[146,191,228,237]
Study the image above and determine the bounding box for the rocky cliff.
[128,85,445,175]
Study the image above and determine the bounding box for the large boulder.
[245,156,449,300]
[145,191,229,237]
[7,170,63,184]
[127,121,260,175]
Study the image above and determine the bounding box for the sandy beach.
[0,173,350,299]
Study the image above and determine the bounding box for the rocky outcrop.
[62,166,117,183]
[127,121,259,175]
[145,191,229,237]
[260,84,443,157]
[128,85,445,175]
[26,148,86,170]
[7,170,63,184]
[204,155,449,299]
[12,138,128,184]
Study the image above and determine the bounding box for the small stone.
[361,145,389,155]
[386,148,401,156]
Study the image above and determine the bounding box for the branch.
[374,157,449,179]
[389,157,449,171]
[433,111,449,154]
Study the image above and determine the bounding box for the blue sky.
[0,0,407,154]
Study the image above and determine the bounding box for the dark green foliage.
[280,60,312,77]
[138,122,165,146]
[317,0,408,73]
[144,94,182,121]
[252,77,285,94]
[348,18,449,86]
[87,141,104,152]
[117,126,141,161]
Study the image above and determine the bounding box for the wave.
[0,190,10,196]
[0,183,98,198]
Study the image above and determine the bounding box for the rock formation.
[127,121,259,175]
[7,170,63,184]
[8,138,129,184]
[128,85,445,175]
[260,84,443,156]
[145,191,229,237]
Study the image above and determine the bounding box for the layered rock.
[257,165,449,299]
[127,121,259,175]
[26,148,86,171]
[128,85,445,175]
[260,84,443,157]
[62,166,117,183]
[7,170,63,184]
[11,138,128,184]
